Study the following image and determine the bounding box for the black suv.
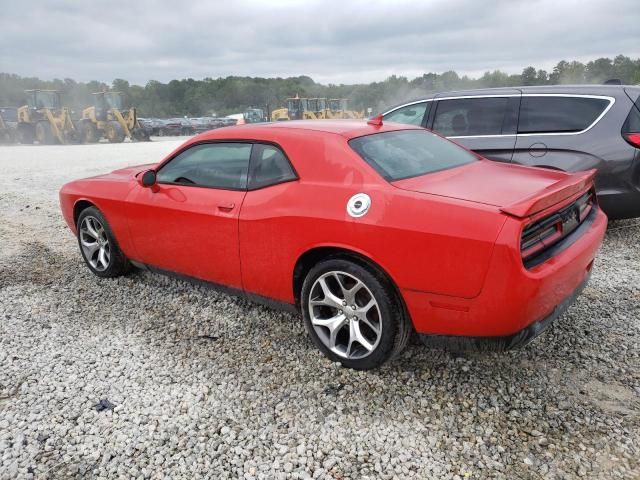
[381,85,640,219]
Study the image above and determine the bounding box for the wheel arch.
[292,246,410,321]
[73,199,97,226]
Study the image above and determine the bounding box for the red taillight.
[623,132,640,148]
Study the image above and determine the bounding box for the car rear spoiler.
[500,169,597,218]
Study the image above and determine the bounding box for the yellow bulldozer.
[326,98,364,119]
[271,96,327,121]
[77,92,150,143]
[271,96,364,121]
[16,90,77,144]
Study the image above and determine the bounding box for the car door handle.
[218,202,235,212]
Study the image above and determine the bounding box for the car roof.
[381,84,639,113]
[193,119,422,141]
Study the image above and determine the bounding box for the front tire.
[77,207,130,278]
[301,258,411,370]
[35,121,56,144]
[77,121,99,143]
[105,121,125,143]
[17,124,35,144]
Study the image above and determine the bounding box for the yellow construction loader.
[16,90,77,144]
[77,92,150,143]
[272,96,306,121]
[305,98,328,119]
[326,99,364,119]
[271,96,363,121]
[271,96,330,121]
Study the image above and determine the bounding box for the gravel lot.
[0,139,639,480]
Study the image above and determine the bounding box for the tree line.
[1,55,638,118]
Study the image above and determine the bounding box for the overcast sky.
[1,0,638,85]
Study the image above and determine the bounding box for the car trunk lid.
[392,160,595,216]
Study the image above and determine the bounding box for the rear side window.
[349,130,477,181]
[432,97,509,136]
[249,144,297,189]
[384,103,429,126]
[518,96,610,134]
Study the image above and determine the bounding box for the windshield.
[349,129,477,181]
[104,94,123,110]
[329,99,347,111]
[30,91,60,110]
[244,109,264,122]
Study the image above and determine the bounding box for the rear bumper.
[418,271,590,351]
[402,207,607,341]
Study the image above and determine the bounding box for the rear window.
[349,129,477,181]
[518,96,610,134]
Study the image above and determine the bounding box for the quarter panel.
[239,133,507,303]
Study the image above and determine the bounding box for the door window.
[518,96,610,134]
[249,144,297,189]
[157,143,252,190]
[432,97,509,137]
[384,103,429,126]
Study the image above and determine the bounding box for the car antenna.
[367,114,383,126]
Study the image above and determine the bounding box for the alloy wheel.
[308,270,382,359]
[79,216,111,271]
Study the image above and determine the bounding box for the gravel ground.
[0,140,638,480]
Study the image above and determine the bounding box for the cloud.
[0,0,638,84]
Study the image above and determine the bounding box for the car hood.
[391,160,571,208]
[106,163,157,178]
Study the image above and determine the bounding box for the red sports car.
[59,119,607,369]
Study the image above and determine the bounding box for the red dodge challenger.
[59,119,607,369]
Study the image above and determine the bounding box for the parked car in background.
[0,107,18,143]
[138,118,164,136]
[136,118,157,138]
[381,85,640,219]
[189,117,216,134]
[59,119,606,369]
[213,117,236,127]
[0,106,18,123]
[159,118,195,136]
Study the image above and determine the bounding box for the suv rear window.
[518,96,610,134]
[349,130,477,181]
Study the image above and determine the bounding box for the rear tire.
[35,121,56,144]
[78,121,99,143]
[17,124,35,144]
[0,129,12,144]
[77,207,130,278]
[301,258,411,370]
[105,121,125,143]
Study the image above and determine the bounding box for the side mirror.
[139,169,157,188]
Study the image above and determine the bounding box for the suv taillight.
[622,96,640,148]
[623,132,640,148]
